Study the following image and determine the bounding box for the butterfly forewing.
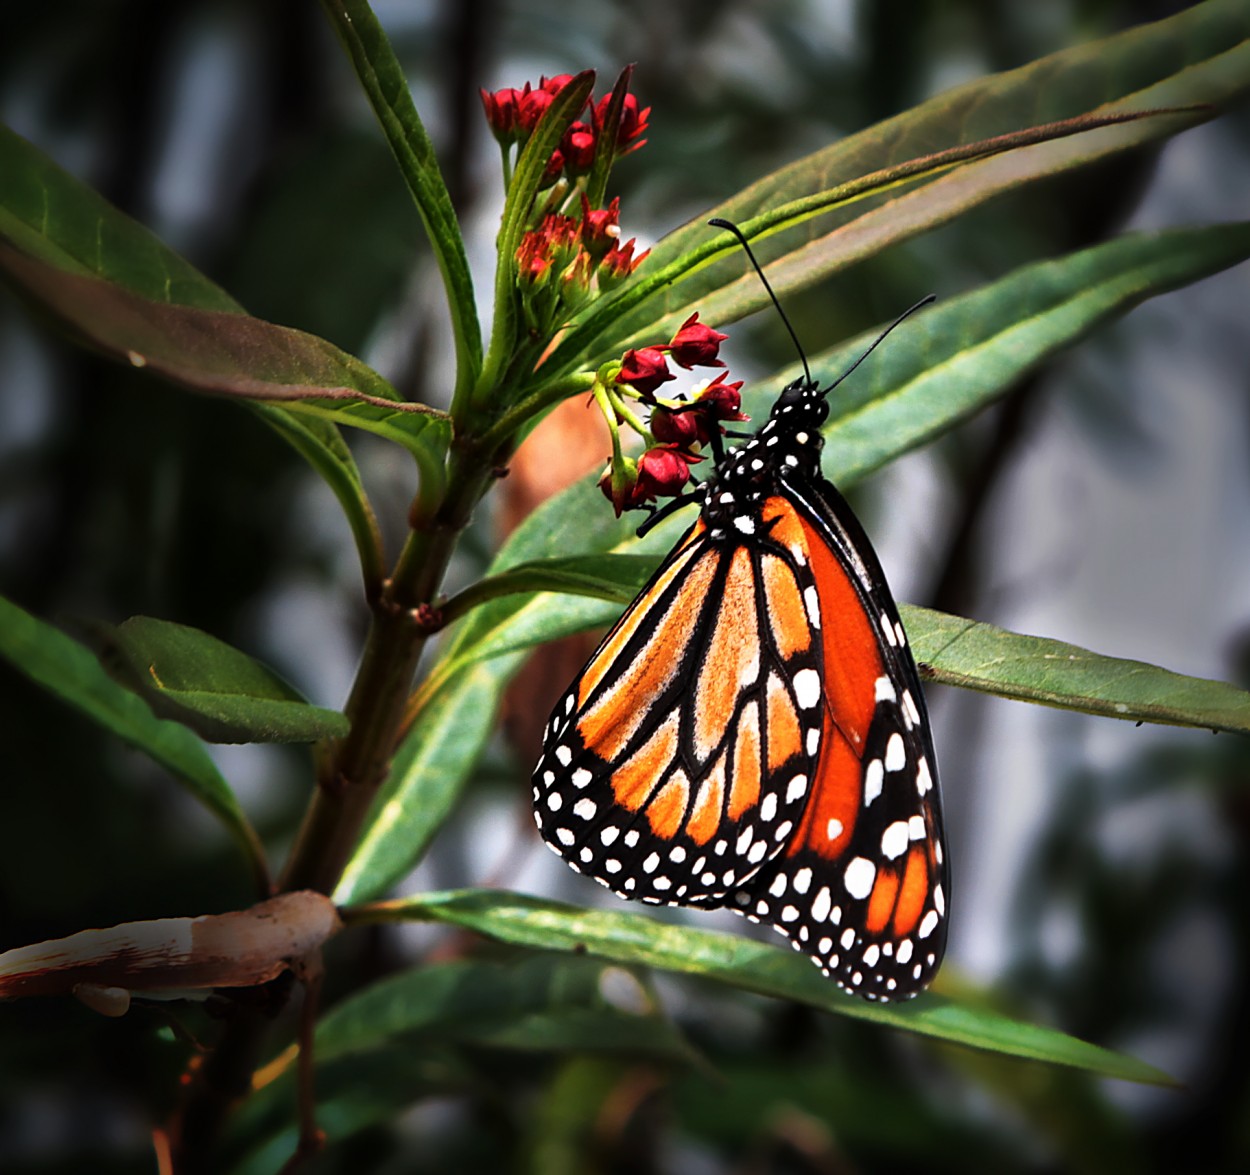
[533,515,824,906]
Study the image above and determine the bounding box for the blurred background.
[1,0,1248,1171]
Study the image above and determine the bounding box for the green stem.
[167,435,506,1169]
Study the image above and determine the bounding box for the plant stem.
[166,436,504,1170]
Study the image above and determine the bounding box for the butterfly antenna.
[709,218,812,386]
[828,293,936,391]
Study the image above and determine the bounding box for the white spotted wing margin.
[727,468,949,1001]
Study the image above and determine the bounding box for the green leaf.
[0,124,241,311]
[98,617,349,745]
[559,0,1250,362]
[0,596,267,889]
[321,0,482,405]
[801,221,1250,487]
[440,554,657,625]
[902,606,1250,736]
[301,954,690,1065]
[355,889,1174,1085]
[0,238,448,446]
[0,129,452,487]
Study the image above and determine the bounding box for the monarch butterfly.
[532,220,947,1001]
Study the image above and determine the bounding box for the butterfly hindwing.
[727,475,948,999]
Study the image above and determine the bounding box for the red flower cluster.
[601,316,746,515]
[514,199,649,335]
[481,74,650,190]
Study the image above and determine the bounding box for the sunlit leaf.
[904,606,1250,736]
[99,617,349,744]
[354,889,1175,1085]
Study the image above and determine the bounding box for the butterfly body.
[533,374,947,1000]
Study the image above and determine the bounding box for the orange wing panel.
[892,845,929,936]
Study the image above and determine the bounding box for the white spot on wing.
[844,856,876,899]
[811,886,832,921]
[793,668,821,710]
[864,759,884,805]
[804,585,821,628]
[881,820,909,860]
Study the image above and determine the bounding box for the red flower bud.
[616,347,675,399]
[594,91,650,156]
[599,238,649,287]
[561,122,597,174]
[517,87,554,135]
[480,87,522,143]
[539,147,565,189]
[695,371,747,422]
[515,214,582,284]
[579,195,621,260]
[597,457,636,516]
[634,445,698,500]
[649,405,704,448]
[667,313,728,369]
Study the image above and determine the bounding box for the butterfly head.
[774,374,830,423]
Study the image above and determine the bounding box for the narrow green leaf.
[0,125,241,311]
[303,954,689,1066]
[440,554,657,625]
[800,221,1250,486]
[559,0,1250,361]
[0,597,267,888]
[355,889,1174,1086]
[320,0,482,400]
[0,240,452,456]
[585,65,632,210]
[98,617,349,745]
[0,129,453,488]
[903,606,1250,736]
